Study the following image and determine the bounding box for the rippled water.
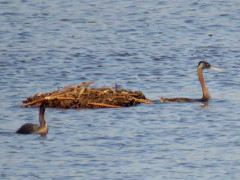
[1,0,240,179]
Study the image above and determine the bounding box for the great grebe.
[17,102,48,134]
[160,61,221,103]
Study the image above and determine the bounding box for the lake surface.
[1,0,240,179]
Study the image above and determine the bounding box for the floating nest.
[22,81,153,109]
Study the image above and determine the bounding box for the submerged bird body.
[161,61,221,103]
[161,97,202,103]
[16,123,40,134]
[17,103,48,134]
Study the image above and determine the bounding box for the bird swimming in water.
[16,102,48,135]
[160,61,222,103]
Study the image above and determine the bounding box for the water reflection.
[199,101,209,109]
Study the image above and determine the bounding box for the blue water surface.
[1,0,240,179]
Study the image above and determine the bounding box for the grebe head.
[198,61,211,69]
[198,61,222,71]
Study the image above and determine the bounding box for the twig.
[21,97,78,107]
[45,97,76,100]
[77,81,95,88]
[50,81,94,97]
[63,86,82,91]
[64,81,95,90]
[130,97,154,104]
[88,102,122,108]
[21,98,46,107]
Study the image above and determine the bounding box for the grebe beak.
[210,66,222,71]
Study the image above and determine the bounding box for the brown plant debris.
[21,81,153,109]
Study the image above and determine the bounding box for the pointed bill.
[210,66,222,71]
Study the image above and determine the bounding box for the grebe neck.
[37,105,48,134]
[198,66,210,101]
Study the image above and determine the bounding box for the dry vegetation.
[22,81,153,109]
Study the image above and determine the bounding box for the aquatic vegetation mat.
[22,81,153,109]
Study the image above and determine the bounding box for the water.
[1,0,240,179]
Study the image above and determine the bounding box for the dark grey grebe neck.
[36,102,48,134]
[39,104,46,127]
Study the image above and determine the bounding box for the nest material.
[22,81,153,109]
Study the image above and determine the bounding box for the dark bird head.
[198,61,222,71]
